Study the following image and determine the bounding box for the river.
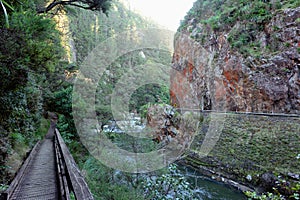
[105,125,247,199]
[178,165,247,200]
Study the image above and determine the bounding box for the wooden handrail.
[54,128,94,200]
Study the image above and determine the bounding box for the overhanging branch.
[36,0,104,14]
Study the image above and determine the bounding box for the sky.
[123,0,196,31]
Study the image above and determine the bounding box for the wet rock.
[284,7,300,23]
[246,174,252,182]
[270,55,289,67]
[287,172,300,180]
[146,104,196,152]
[146,104,180,143]
[260,172,277,191]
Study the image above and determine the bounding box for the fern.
[0,0,9,28]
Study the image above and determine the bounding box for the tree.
[37,0,112,14]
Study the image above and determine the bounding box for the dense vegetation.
[36,0,112,13]
[0,0,67,183]
[179,0,300,57]
[58,0,171,128]
[55,2,174,198]
[0,0,173,198]
[185,113,300,199]
[180,0,300,32]
[1,0,299,199]
[0,0,112,189]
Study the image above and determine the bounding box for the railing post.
[54,128,94,200]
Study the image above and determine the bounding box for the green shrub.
[9,132,25,147]
[142,164,196,200]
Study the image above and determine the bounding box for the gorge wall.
[170,2,299,114]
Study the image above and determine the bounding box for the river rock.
[260,172,277,191]
[146,104,197,153]
[146,104,180,143]
[246,174,252,182]
[287,172,300,180]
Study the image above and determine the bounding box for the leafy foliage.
[245,180,300,200]
[181,0,298,31]
[143,164,196,200]
[81,156,197,200]
[245,191,285,200]
[82,157,144,200]
[0,0,10,28]
[0,4,64,129]
[129,84,170,113]
[179,0,299,57]
[0,0,66,184]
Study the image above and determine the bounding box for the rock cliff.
[171,1,299,114]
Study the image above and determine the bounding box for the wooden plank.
[55,128,94,200]
[1,141,41,200]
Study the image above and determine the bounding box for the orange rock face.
[170,8,300,114]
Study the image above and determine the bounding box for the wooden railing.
[54,128,94,200]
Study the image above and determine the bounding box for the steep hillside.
[170,0,300,197]
[171,0,299,114]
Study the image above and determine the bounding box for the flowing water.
[178,165,247,200]
[105,124,247,199]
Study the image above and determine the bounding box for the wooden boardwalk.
[10,139,58,200]
[9,123,58,200]
[1,115,94,200]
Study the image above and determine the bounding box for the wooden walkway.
[10,139,58,200]
[1,116,94,200]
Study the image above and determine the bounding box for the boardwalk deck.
[1,115,94,200]
[9,138,58,200]
[7,122,59,200]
